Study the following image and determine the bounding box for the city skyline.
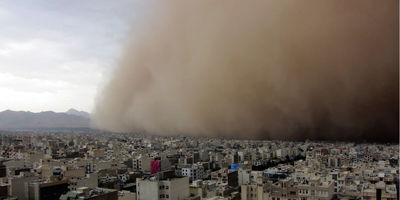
[0,0,398,142]
[0,1,397,199]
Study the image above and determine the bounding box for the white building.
[136,176,189,200]
[238,170,250,186]
[181,164,204,181]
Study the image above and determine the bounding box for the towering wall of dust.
[93,0,399,142]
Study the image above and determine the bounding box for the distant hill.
[0,109,91,130]
[65,108,90,118]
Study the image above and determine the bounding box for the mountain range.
[65,108,91,118]
[0,109,91,130]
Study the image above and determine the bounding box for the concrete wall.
[9,176,38,200]
[168,177,189,200]
[136,178,158,200]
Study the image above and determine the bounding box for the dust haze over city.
[94,0,399,143]
[0,1,399,200]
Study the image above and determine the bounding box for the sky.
[0,0,143,113]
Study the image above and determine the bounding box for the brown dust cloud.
[93,0,399,143]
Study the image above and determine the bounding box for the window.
[165,186,169,190]
[166,194,169,198]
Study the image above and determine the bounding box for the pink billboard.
[150,160,161,174]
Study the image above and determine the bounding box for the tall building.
[136,176,189,200]
[9,173,39,200]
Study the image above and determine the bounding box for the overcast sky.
[0,0,143,113]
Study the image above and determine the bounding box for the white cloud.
[0,0,139,112]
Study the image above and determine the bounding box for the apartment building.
[136,176,189,200]
[182,164,204,181]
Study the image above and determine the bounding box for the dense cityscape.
[0,131,397,200]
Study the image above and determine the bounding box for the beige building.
[241,183,268,200]
[8,173,39,200]
[136,176,189,200]
[297,177,334,200]
[241,177,334,200]
[133,155,151,172]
